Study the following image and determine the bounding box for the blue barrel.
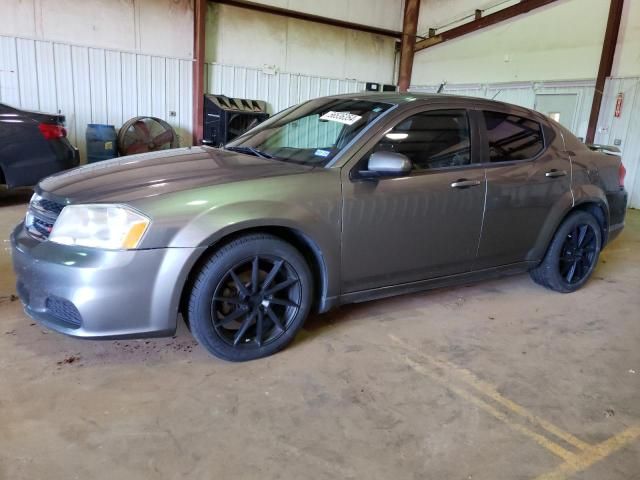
[86,124,118,163]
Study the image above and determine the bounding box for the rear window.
[483,111,544,162]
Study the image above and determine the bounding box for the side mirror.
[363,151,412,178]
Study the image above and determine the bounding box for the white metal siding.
[412,79,640,207]
[0,35,193,161]
[205,63,367,114]
[412,80,596,138]
[594,77,640,209]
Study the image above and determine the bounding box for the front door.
[340,109,486,293]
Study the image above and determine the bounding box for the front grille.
[32,217,53,238]
[45,296,82,329]
[38,198,65,215]
[25,195,65,241]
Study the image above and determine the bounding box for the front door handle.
[545,169,567,178]
[451,179,481,189]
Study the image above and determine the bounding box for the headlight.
[49,204,150,250]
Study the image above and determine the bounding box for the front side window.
[483,111,544,162]
[370,109,471,171]
[226,99,393,166]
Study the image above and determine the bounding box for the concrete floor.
[1,188,639,480]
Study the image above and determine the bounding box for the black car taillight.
[619,162,626,188]
[38,123,67,140]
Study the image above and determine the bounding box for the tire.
[529,211,602,293]
[188,234,313,361]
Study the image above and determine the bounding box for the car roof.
[325,91,540,117]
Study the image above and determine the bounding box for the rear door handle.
[545,169,567,178]
[450,179,481,189]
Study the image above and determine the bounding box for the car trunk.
[21,109,66,126]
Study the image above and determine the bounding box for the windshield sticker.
[320,111,362,125]
[314,149,331,158]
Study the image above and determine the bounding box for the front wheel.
[188,234,313,361]
[529,211,602,293]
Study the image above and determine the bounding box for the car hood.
[38,146,313,203]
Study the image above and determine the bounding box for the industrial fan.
[118,116,178,155]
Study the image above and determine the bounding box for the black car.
[0,103,79,189]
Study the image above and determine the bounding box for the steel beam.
[193,0,207,145]
[398,0,420,92]
[212,0,402,39]
[415,0,558,52]
[586,0,624,144]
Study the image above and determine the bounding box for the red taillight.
[38,123,66,140]
[619,162,626,188]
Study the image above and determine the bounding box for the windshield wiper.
[225,145,273,159]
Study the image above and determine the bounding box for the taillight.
[619,162,626,188]
[38,123,66,140]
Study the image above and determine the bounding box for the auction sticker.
[320,111,362,125]
[314,149,331,157]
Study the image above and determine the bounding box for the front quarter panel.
[131,169,342,298]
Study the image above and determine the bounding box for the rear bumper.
[11,222,201,339]
[606,189,628,245]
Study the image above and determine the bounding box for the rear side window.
[372,109,471,170]
[483,111,544,162]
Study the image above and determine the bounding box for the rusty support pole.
[398,0,420,92]
[192,0,207,145]
[585,0,624,144]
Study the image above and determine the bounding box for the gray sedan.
[11,93,628,361]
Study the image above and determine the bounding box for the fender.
[531,185,609,263]
[130,169,343,320]
[190,201,338,299]
[572,184,611,242]
[571,183,609,221]
[526,189,575,263]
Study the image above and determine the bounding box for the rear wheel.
[530,211,602,293]
[188,234,312,361]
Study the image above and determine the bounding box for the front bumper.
[11,223,202,339]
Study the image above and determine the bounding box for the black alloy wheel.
[558,224,599,285]
[188,234,312,361]
[212,256,301,348]
[530,210,602,293]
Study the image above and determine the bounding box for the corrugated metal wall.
[3,38,638,209]
[0,35,193,161]
[412,79,640,208]
[205,63,367,114]
[595,77,640,209]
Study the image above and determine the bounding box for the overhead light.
[386,133,408,140]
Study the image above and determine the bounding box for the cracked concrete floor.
[1,188,639,480]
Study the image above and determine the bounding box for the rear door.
[475,109,572,269]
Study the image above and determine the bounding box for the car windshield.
[225,98,394,166]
